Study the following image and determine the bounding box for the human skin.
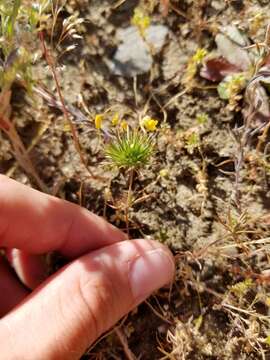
[0,175,175,360]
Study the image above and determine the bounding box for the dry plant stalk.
[39,31,96,179]
[114,327,137,360]
[0,89,48,192]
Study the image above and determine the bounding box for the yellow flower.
[265,335,270,346]
[95,114,104,129]
[183,48,207,86]
[111,112,119,126]
[141,116,158,132]
[192,48,208,65]
[120,120,128,131]
[63,122,71,132]
[131,8,151,35]
[159,168,169,177]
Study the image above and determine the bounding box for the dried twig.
[114,327,137,360]
[39,31,96,179]
[0,90,49,192]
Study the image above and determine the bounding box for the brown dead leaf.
[200,56,242,82]
[244,70,270,123]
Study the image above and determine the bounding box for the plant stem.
[125,168,134,238]
[0,90,48,192]
[114,327,137,360]
[39,31,96,179]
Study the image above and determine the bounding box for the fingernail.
[129,249,175,302]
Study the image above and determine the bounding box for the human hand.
[0,175,174,360]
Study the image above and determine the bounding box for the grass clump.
[105,129,154,170]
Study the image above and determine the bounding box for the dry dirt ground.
[1,1,270,359]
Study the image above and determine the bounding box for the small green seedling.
[218,73,247,110]
[196,112,208,125]
[185,130,200,154]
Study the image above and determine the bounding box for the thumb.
[0,239,174,360]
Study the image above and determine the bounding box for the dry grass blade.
[39,31,97,179]
[0,90,48,192]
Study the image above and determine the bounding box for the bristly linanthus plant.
[93,111,157,170]
[105,128,155,170]
[94,110,158,235]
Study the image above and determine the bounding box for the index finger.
[0,175,126,257]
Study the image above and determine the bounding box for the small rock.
[220,25,248,47]
[215,33,251,70]
[211,0,226,11]
[107,25,168,77]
